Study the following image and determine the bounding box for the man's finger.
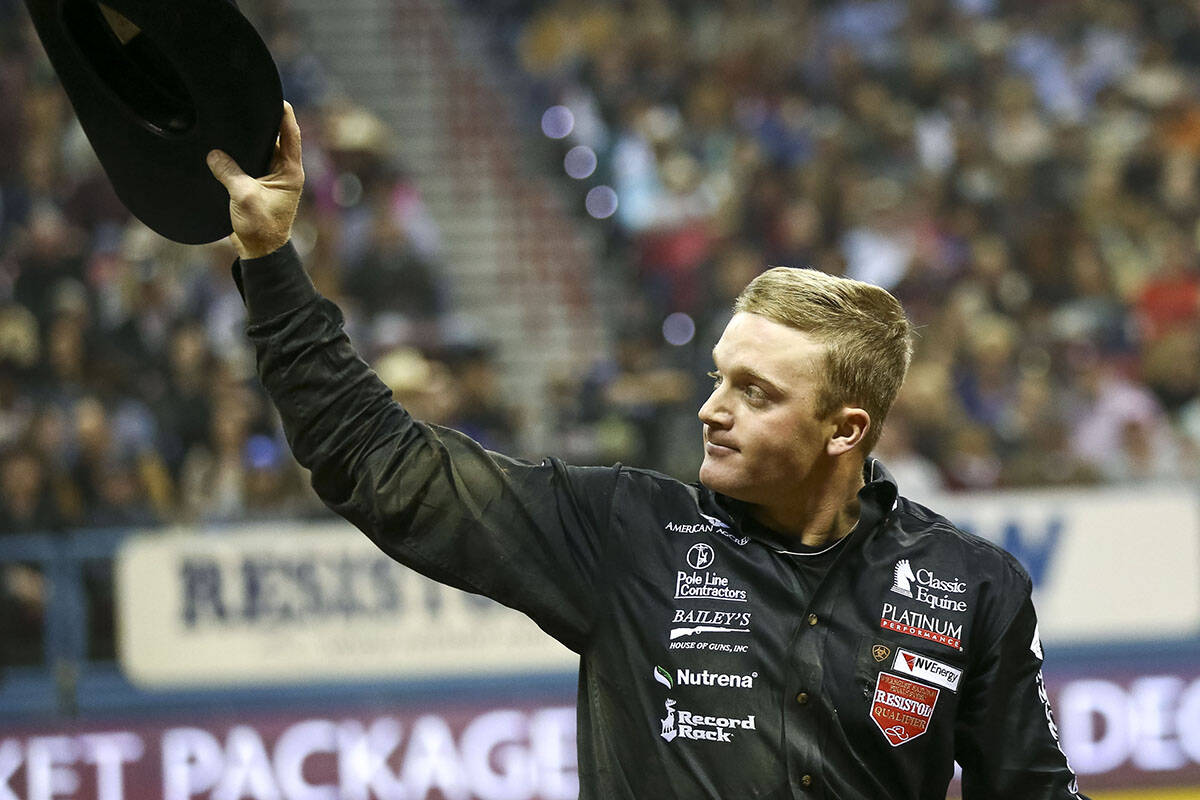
[279,101,302,168]
[206,149,250,191]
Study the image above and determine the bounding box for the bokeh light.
[585,186,618,219]
[662,313,695,346]
[564,146,597,179]
[541,105,574,139]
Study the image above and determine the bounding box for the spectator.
[0,445,61,533]
[180,392,256,524]
[1068,353,1183,482]
[443,344,521,454]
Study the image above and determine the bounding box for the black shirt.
[235,243,1088,800]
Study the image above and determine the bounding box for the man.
[206,103,1087,799]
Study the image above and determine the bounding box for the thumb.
[206,149,247,190]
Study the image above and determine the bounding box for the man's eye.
[707,370,722,388]
[744,385,766,401]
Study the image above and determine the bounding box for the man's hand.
[206,101,304,260]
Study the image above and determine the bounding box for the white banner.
[116,523,578,688]
[924,486,1200,644]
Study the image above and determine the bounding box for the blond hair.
[734,267,913,454]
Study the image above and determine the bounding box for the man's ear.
[827,407,870,456]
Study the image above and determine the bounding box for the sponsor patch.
[891,648,961,692]
[891,559,968,612]
[880,602,963,651]
[1035,668,1078,791]
[654,664,755,690]
[667,608,752,652]
[663,512,750,545]
[658,698,757,744]
[872,644,891,663]
[870,672,940,746]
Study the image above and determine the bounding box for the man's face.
[698,312,836,504]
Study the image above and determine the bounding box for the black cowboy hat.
[23,0,282,244]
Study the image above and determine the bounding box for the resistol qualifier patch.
[870,672,940,746]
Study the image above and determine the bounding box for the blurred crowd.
[513,0,1200,493]
[5,0,1200,662]
[0,0,524,540]
[0,0,521,663]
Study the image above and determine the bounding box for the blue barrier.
[0,528,116,718]
[0,526,583,723]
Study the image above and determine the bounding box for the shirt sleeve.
[954,580,1088,800]
[233,243,619,653]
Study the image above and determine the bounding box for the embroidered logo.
[660,699,678,742]
[892,648,961,692]
[889,559,969,612]
[870,673,940,746]
[891,559,916,598]
[663,511,749,545]
[657,698,756,744]
[880,602,963,651]
[872,644,892,663]
[686,543,715,570]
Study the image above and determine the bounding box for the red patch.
[870,673,940,746]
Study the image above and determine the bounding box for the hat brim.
[24,0,283,244]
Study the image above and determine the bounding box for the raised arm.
[205,104,618,653]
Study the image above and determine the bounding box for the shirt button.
[795,692,809,705]
[801,774,813,787]
[807,613,818,626]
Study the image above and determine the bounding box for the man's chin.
[698,461,738,497]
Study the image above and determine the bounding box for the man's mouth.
[705,439,738,454]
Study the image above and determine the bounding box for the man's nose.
[698,390,731,427]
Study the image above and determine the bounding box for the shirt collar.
[714,457,899,550]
